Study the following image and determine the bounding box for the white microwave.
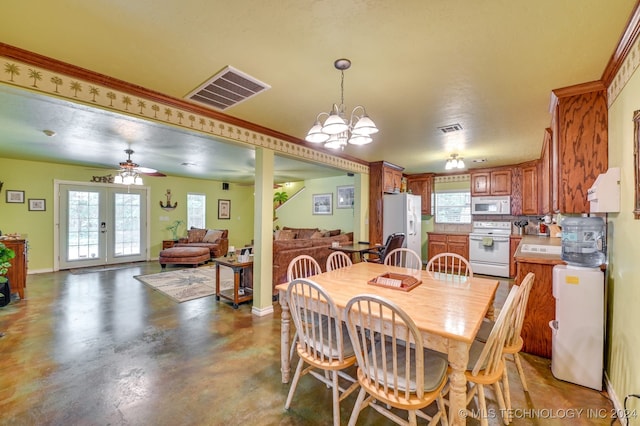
[471,195,511,215]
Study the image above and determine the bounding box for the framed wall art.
[218,199,231,219]
[6,190,25,203]
[312,193,332,215]
[28,199,46,211]
[336,185,355,209]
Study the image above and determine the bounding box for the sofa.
[271,227,353,296]
[174,228,229,259]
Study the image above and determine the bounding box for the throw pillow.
[327,229,341,237]
[203,229,223,243]
[277,230,296,240]
[187,228,207,243]
[296,228,320,239]
[310,231,325,239]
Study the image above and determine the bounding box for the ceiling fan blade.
[140,171,166,177]
[136,166,158,174]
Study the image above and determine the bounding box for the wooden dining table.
[276,261,499,426]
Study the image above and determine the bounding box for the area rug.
[134,265,234,303]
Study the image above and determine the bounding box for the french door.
[58,183,148,269]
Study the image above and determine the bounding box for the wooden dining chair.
[287,255,323,361]
[474,272,535,421]
[426,252,473,282]
[326,251,353,271]
[344,294,449,426]
[287,254,322,282]
[460,284,520,426]
[383,247,423,272]
[285,278,359,426]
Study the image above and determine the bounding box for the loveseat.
[271,227,353,296]
[175,228,229,259]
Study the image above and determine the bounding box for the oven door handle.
[469,236,510,243]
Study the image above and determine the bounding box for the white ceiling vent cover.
[186,66,271,111]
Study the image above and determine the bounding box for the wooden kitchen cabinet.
[369,161,405,247]
[540,128,552,215]
[521,163,539,215]
[509,235,522,277]
[406,173,434,215]
[427,233,468,260]
[470,169,512,196]
[3,239,27,300]
[550,82,608,213]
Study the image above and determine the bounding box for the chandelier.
[445,153,465,170]
[113,149,144,185]
[305,58,378,149]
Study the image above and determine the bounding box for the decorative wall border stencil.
[0,49,369,177]
[434,174,470,184]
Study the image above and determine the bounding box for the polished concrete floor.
[0,262,620,425]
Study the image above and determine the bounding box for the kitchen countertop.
[514,235,565,265]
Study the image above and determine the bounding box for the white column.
[251,147,275,316]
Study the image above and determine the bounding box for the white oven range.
[468,221,512,278]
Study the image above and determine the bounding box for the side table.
[213,257,253,309]
[162,239,178,249]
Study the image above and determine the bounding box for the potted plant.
[165,220,185,240]
[0,242,15,306]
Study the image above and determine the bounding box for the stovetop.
[470,221,512,236]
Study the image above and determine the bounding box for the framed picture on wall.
[336,185,354,209]
[218,199,231,219]
[6,190,24,203]
[312,193,332,215]
[28,199,46,211]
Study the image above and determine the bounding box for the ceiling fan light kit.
[305,58,378,150]
[114,149,157,186]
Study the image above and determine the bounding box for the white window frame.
[434,189,471,224]
[187,193,206,229]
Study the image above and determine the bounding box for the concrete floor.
[0,262,620,425]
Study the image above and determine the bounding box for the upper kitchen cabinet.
[550,82,608,213]
[406,173,434,215]
[540,128,552,215]
[369,161,405,247]
[521,161,539,215]
[470,169,512,196]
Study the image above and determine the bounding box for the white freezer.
[550,264,604,390]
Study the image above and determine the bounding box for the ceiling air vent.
[185,66,271,111]
[437,123,463,134]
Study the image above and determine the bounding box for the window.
[434,190,471,224]
[187,193,206,229]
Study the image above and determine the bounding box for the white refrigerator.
[550,264,604,390]
[383,193,422,259]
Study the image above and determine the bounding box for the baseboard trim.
[27,268,54,274]
[251,305,274,317]
[605,371,626,425]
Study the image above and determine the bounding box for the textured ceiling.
[0,1,636,182]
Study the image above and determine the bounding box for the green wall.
[605,69,640,409]
[0,157,255,272]
[274,175,356,233]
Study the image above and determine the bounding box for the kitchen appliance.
[468,221,511,277]
[383,193,422,259]
[471,195,511,215]
[550,264,604,390]
[561,216,606,268]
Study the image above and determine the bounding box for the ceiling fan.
[113,149,165,185]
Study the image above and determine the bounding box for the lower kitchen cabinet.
[509,235,522,277]
[515,257,563,358]
[427,233,469,260]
